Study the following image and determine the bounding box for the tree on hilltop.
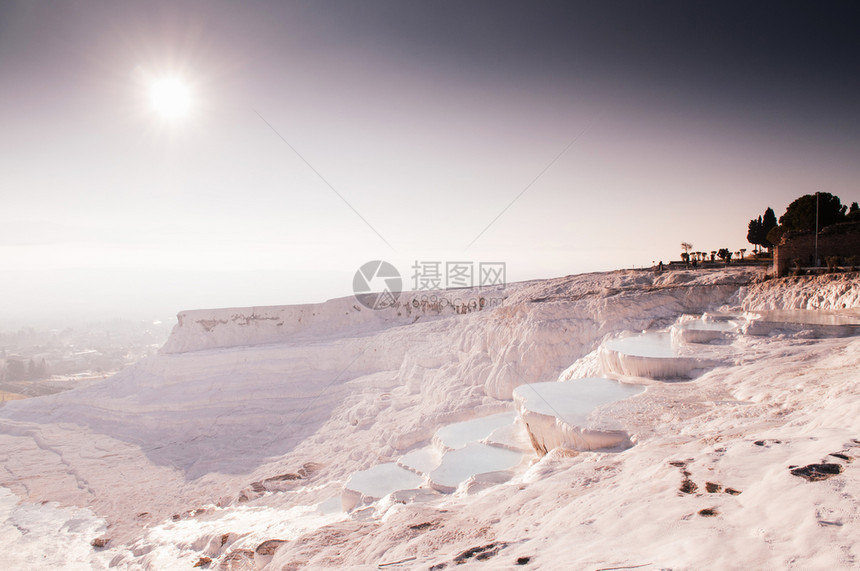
[779,192,846,232]
[747,207,778,253]
[762,207,778,236]
[680,242,692,263]
[766,225,786,248]
[747,216,764,252]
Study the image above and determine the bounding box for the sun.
[149,78,192,119]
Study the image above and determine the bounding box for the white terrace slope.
[1,267,859,570]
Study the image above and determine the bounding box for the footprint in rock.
[705,481,742,495]
[408,521,439,532]
[754,439,783,448]
[430,543,507,570]
[670,460,699,494]
[671,461,742,496]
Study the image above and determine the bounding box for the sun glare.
[149,78,192,119]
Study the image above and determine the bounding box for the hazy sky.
[1,1,859,325]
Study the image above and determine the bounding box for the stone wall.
[773,222,860,276]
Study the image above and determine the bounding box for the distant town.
[0,320,172,402]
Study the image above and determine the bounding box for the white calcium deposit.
[1,267,859,570]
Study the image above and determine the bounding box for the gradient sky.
[1,1,859,325]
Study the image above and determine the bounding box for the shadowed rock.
[220,549,255,570]
[679,479,698,494]
[254,539,287,568]
[453,542,506,563]
[790,463,843,481]
[255,539,287,556]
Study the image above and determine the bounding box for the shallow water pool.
[681,318,738,331]
[344,463,424,498]
[605,332,676,358]
[398,446,442,475]
[429,443,522,490]
[435,412,517,449]
[514,378,644,426]
[750,309,860,327]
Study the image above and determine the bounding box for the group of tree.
[717,248,733,262]
[780,193,859,232]
[746,207,778,253]
[747,193,860,253]
[678,243,740,264]
[1,358,48,382]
